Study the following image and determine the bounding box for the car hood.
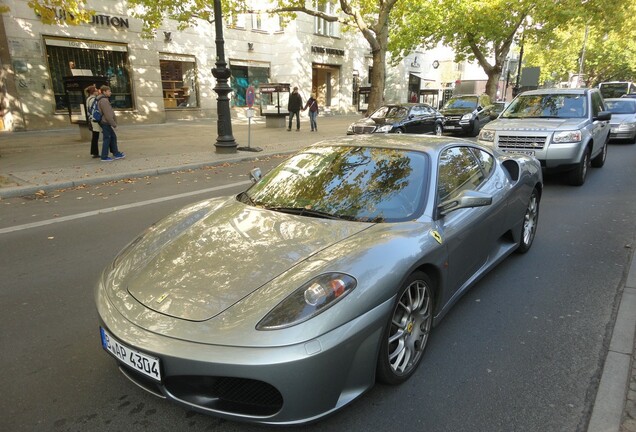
[122,197,371,321]
[609,113,636,125]
[352,117,399,127]
[440,107,475,116]
[486,117,585,131]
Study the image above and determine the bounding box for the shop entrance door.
[312,64,340,109]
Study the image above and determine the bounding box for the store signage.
[45,37,128,52]
[38,8,130,29]
[260,83,290,93]
[311,46,345,56]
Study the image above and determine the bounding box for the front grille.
[352,125,376,134]
[497,135,547,150]
[165,375,283,416]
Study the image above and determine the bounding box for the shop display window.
[230,64,270,107]
[45,39,133,112]
[160,58,198,109]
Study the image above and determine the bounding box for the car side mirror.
[437,190,493,217]
[490,112,498,120]
[595,111,612,121]
[249,168,262,183]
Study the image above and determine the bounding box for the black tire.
[591,139,608,168]
[516,188,540,254]
[470,121,480,137]
[567,148,590,186]
[395,127,405,134]
[434,123,443,136]
[377,272,433,385]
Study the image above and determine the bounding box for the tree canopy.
[389,0,627,100]
[523,3,636,87]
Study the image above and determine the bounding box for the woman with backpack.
[85,85,101,158]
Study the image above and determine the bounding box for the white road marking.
[0,181,251,235]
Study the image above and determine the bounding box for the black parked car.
[440,94,496,136]
[347,103,445,135]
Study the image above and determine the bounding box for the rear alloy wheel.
[377,272,433,385]
[567,148,590,186]
[591,139,608,168]
[516,188,540,254]
[434,123,443,136]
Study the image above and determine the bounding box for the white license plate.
[445,125,459,130]
[100,327,161,381]
[505,149,535,156]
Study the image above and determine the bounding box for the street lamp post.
[211,0,237,153]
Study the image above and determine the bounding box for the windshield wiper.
[237,191,256,206]
[266,206,356,221]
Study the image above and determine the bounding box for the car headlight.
[618,123,636,131]
[479,129,495,142]
[461,113,473,121]
[347,124,354,133]
[256,273,357,330]
[552,130,582,143]
[376,125,392,133]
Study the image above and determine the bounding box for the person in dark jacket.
[97,85,125,162]
[303,94,319,132]
[287,86,303,131]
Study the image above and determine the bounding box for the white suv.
[478,88,611,186]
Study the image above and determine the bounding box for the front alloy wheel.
[434,123,443,136]
[516,188,539,254]
[377,272,433,385]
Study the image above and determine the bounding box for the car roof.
[519,88,592,96]
[311,133,482,156]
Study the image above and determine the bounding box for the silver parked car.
[478,88,611,186]
[605,98,636,143]
[96,135,542,425]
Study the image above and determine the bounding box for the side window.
[410,106,423,116]
[437,147,485,202]
[591,92,604,116]
[471,148,494,176]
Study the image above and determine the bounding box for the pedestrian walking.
[303,94,319,132]
[287,86,303,131]
[97,85,125,162]
[85,85,101,158]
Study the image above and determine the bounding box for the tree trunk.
[484,71,501,102]
[368,48,386,113]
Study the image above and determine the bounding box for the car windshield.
[370,106,409,119]
[243,145,429,222]
[501,94,587,119]
[443,96,478,110]
[606,100,636,114]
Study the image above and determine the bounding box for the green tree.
[389,0,623,100]
[523,4,636,87]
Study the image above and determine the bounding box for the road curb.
[0,149,297,199]
[588,248,636,432]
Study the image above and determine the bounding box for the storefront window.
[230,62,270,107]
[159,55,199,109]
[45,38,133,111]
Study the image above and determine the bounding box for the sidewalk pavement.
[0,113,360,199]
[1,112,635,432]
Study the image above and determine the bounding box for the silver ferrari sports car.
[96,134,542,425]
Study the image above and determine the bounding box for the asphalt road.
[1,143,636,432]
